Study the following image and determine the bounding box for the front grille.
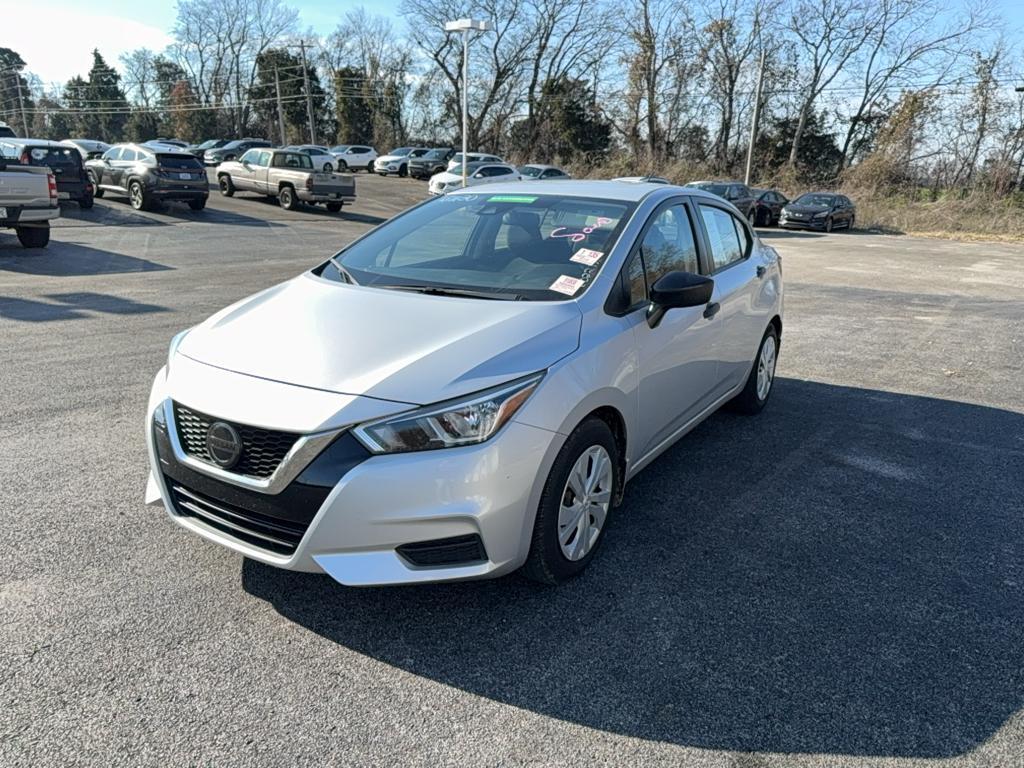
[167,481,308,555]
[172,402,300,479]
[397,534,488,567]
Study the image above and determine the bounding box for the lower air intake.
[396,534,488,567]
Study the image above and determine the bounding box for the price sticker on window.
[570,248,604,266]
[549,275,585,296]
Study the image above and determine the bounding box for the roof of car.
[521,164,562,170]
[443,179,721,203]
[0,138,69,148]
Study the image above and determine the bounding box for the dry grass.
[849,192,1024,242]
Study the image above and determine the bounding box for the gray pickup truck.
[0,159,59,248]
[215,147,356,212]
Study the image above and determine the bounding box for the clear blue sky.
[3,0,1020,87]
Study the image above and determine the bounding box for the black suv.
[1,139,94,208]
[684,180,758,222]
[204,139,272,166]
[85,143,208,211]
[409,147,455,180]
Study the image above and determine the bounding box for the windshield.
[794,193,835,207]
[423,149,448,159]
[195,140,217,149]
[389,147,412,157]
[331,145,349,152]
[320,193,636,301]
[519,166,543,178]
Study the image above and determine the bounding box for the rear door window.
[102,147,123,161]
[121,149,137,162]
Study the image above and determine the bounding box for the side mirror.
[647,271,714,328]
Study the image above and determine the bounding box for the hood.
[377,154,406,163]
[431,171,461,184]
[177,273,583,405]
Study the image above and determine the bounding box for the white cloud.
[7,5,173,87]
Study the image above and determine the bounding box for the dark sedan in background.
[779,192,856,232]
[186,139,229,160]
[684,180,757,222]
[751,188,788,226]
[204,139,272,165]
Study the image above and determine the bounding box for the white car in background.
[284,145,336,173]
[428,162,521,195]
[329,145,377,173]
[447,152,502,170]
[374,147,429,177]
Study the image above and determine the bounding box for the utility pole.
[14,74,28,137]
[274,64,287,145]
[744,51,767,188]
[298,40,316,145]
[444,19,492,188]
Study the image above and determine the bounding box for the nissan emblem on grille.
[205,422,242,468]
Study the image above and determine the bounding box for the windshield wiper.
[379,284,523,301]
[327,256,358,285]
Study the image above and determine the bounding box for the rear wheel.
[188,198,206,211]
[728,325,779,415]
[79,194,94,210]
[522,417,620,585]
[398,163,408,178]
[847,215,855,230]
[322,162,333,172]
[89,172,104,198]
[278,185,298,210]
[325,202,343,213]
[366,161,375,173]
[128,180,148,211]
[16,224,49,248]
[218,175,234,197]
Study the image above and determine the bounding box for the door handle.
[756,265,766,278]
[703,302,720,319]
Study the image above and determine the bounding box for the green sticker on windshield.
[488,195,538,203]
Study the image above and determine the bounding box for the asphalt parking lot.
[1,174,1022,767]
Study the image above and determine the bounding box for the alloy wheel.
[129,183,144,210]
[757,335,777,401]
[558,445,613,561]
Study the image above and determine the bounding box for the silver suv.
[145,180,782,587]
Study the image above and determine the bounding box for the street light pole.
[745,51,766,188]
[445,18,492,189]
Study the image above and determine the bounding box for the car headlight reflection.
[353,373,543,454]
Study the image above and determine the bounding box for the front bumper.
[779,216,827,230]
[146,368,562,586]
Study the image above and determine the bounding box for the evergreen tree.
[64,51,130,142]
[0,47,34,136]
[334,67,374,144]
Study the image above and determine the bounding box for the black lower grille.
[397,534,488,567]
[172,402,299,479]
[167,481,308,555]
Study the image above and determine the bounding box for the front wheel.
[218,175,234,197]
[337,160,348,172]
[847,215,855,231]
[825,217,834,233]
[522,418,620,585]
[398,163,408,178]
[729,325,779,415]
[89,172,104,198]
[748,208,757,227]
[278,185,299,210]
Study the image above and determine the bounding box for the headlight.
[353,374,543,454]
[167,328,191,373]
[813,211,829,219]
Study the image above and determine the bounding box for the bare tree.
[783,0,874,167]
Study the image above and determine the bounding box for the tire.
[747,208,757,227]
[325,202,342,212]
[218,175,234,197]
[278,185,298,210]
[398,163,408,178]
[128,180,148,211]
[825,217,833,233]
[322,162,333,173]
[728,324,779,415]
[79,194,94,210]
[337,160,348,172]
[522,417,621,585]
[16,224,49,248]
[847,215,855,231]
[188,198,206,211]
[366,161,375,173]
[89,172,104,198]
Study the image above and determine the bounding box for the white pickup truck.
[0,159,59,248]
